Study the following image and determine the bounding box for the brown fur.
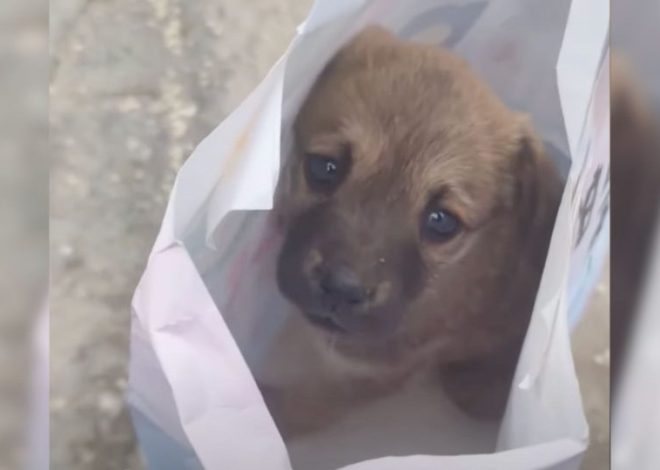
[262,26,562,440]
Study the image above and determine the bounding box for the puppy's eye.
[423,208,461,241]
[305,154,345,191]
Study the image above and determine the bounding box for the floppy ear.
[511,121,563,269]
[441,133,563,422]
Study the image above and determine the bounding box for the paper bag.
[127,1,608,469]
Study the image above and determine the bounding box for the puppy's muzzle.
[318,264,370,310]
[304,254,390,333]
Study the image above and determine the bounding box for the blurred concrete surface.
[49,1,609,469]
[1,0,48,468]
[50,2,312,468]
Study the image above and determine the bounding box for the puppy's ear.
[510,121,563,267]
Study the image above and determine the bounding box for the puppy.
[261,26,562,440]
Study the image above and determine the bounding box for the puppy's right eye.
[305,154,345,191]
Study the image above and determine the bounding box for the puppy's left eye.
[423,208,461,241]
[305,154,345,191]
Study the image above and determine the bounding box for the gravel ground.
[49,1,609,469]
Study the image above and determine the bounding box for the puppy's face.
[275,27,559,362]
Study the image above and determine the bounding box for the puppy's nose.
[319,265,368,308]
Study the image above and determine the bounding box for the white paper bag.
[127,1,609,469]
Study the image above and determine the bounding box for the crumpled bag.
[127,1,609,469]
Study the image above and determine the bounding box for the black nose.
[319,265,368,308]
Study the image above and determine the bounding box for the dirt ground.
[49,1,609,469]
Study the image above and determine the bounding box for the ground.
[49,1,609,469]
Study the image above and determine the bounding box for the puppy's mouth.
[303,313,349,334]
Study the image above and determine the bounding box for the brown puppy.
[262,26,562,440]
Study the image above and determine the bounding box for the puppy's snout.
[294,245,399,334]
[319,265,369,308]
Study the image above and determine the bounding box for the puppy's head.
[275,26,561,364]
